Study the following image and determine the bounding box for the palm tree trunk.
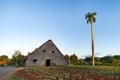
[91,23,95,67]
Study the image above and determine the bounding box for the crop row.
[15,66,120,80]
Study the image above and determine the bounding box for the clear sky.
[0,0,120,58]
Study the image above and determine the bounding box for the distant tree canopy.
[64,54,120,66]
[0,55,9,65]
[64,54,80,65]
[100,55,120,66]
[8,50,25,66]
[64,54,70,64]
[70,54,78,65]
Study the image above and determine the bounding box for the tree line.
[64,54,120,66]
[0,50,24,66]
[1,50,120,66]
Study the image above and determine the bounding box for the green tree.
[85,12,96,67]
[84,56,92,65]
[9,50,24,66]
[114,55,120,60]
[70,54,78,65]
[100,56,114,66]
[64,54,70,65]
[112,55,120,66]
[78,59,85,65]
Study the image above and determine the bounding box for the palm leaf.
[85,12,96,24]
[92,17,96,23]
[92,12,97,16]
[85,12,91,19]
[87,20,89,24]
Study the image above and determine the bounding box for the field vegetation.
[8,66,120,80]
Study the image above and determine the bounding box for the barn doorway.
[46,59,50,66]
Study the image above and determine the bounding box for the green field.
[8,66,120,80]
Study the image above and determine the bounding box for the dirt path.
[0,66,25,80]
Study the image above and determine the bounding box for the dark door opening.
[46,59,50,66]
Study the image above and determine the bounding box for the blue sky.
[0,0,120,58]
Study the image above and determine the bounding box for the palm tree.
[85,12,96,67]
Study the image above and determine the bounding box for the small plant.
[8,66,120,80]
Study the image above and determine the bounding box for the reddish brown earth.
[15,66,120,80]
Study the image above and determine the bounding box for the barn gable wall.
[25,40,67,66]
